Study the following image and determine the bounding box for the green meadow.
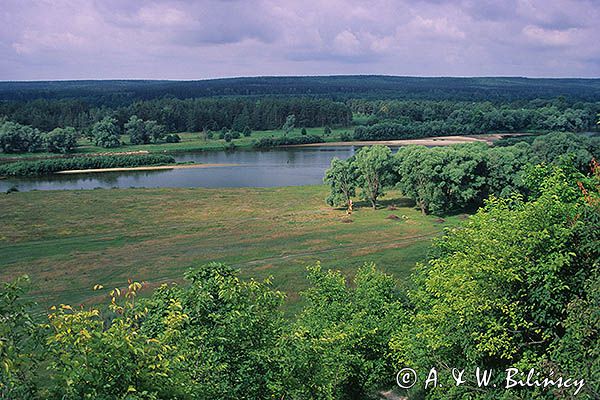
[0,185,463,310]
[0,127,351,161]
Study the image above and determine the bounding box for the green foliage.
[46,282,186,399]
[391,166,600,399]
[391,132,598,215]
[145,120,167,143]
[301,127,307,135]
[0,120,43,153]
[43,127,78,153]
[282,114,296,135]
[92,117,121,148]
[243,126,252,137]
[324,157,358,207]
[164,134,181,143]
[0,154,175,177]
[324,126,332,135]
[394,144,489,215]
[353,145,394,209]
[0,276,44,399]
[253,135,324,148]
[279,263,404,400]
[141,263,286,399]
[531,131,600,172]
[125,115,150,145]
[223,132,232,142]
[351,100,598,141]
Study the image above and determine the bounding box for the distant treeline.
[0,154,175,177]
[350,99,599,140]
[0,97,352,133]
[1,76,600,104]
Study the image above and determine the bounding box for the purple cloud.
[0,0,598,80]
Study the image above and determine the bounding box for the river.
[0,146,363,192]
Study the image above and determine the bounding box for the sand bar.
[56,163,239,174]
[287,133,528,148]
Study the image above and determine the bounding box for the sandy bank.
[55,163,239,174]
[288,134,528,148]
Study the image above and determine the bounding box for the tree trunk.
[418,200,427,215]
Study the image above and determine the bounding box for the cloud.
[0,0,599,79]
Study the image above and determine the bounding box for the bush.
[43,127,78,153]
[0,154,175,177]
[164,134,181,143]
[0,121,43,153]
[91,117,121,148]
[253,135,324,148]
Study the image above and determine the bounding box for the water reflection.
[1,146,361,192]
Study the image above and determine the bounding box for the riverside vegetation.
[1,78,600,399]
[1,162,599,399]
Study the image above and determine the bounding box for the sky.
[1,0,599,80]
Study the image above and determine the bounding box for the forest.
[1,76,600,399]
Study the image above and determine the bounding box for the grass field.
[0,127,352,161]
[0,185,465,312]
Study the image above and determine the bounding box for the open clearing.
[0,185,464,311]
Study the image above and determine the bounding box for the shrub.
[0,154,175,177]
[165,134,181,143]
[44,127,78,153]
[253,135,324,148]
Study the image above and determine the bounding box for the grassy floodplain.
[0,185,464,311]
[0,127,352,161]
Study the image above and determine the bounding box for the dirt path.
[55,163,239,174]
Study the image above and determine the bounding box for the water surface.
[0,146,362,192]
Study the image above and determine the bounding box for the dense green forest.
[2,76,600,103]
[1,77,599,155]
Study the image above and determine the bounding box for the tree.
[44,127,78,153]
[301,128,307,136]
[91,117,121,148]
[391,166,600,398]
[125,115,151,145]
[0,276,44,399]
[0,121,43,153]
[243,126,252,137]
[142,263,286,399]
[394,144,488,215]
[282,114,296,136]
[324,126,332,136]
[324,157,358,208]
[353,145,394,209]
[531,131,599,172]
[145,120,167,143]
[224,132,232,142]
[280,263,403,400]
[219,127,227,139]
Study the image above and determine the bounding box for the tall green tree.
[323,157,358,208]
[0,121,43,153]
[43,127,77,153]
[391,166,600,398]
[353,145,394,209]
[125,115,150,145]
[91,117,121,148]
[280,263,404,400]
[282,114,296,136]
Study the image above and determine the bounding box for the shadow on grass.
[351,197,416,210]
